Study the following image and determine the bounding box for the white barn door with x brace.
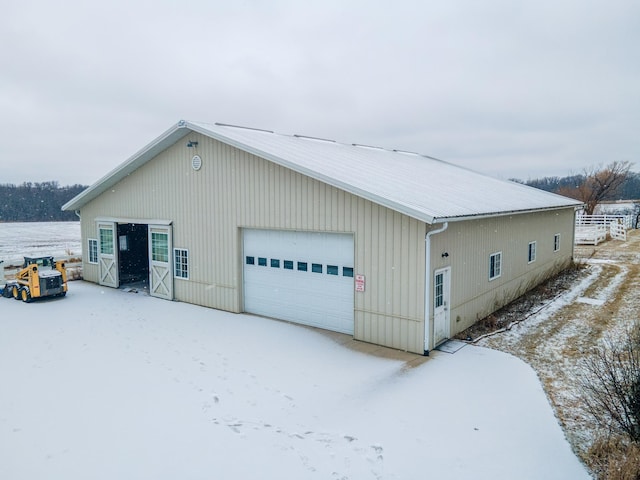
[148,224,173,300]
[98,221,118,288]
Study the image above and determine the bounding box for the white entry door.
[98,222,118,288]
[433,267,451,346]
[148,225,173,300]
[243,229,354,334]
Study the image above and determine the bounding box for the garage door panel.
[243,229,354,335]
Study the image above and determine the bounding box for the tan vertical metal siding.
[79,134,427,353]
[428,208,576,341]
[78,133,577,354]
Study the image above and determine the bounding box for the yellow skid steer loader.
[2,256,68,302]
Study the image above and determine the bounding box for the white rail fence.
[576,214,633,228]
[575,225,608,245]
[610,222,627,241]
[575,214,633,245]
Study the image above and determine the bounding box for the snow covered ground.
[477,229,640,463]
[0,281,589,480]
[0,222,81,265]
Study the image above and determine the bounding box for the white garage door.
[243,229,354,334]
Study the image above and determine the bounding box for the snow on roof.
[63,120,583,223]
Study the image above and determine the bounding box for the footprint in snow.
[371,444,383,454]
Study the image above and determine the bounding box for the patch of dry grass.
[454,264,587,342]
[585,436,640,480]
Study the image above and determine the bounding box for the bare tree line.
[0,182,87,222]
[516,161,636,215]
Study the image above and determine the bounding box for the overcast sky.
[1,0,638,187]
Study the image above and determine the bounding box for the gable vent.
[192,155,202,171]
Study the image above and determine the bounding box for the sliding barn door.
[148,225,173,300]
[98,222,118,288]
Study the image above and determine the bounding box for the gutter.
[433,204,582,224]
[424,222,448,355]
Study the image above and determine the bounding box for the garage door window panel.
[312,263,323,273]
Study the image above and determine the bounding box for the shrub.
[579,321,640,442]
[585,435,640,480]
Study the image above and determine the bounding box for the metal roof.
[63,120,583,223]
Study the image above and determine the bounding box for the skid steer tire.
[20,287,31,303]
[12,285,20,300]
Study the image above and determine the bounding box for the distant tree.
[555,161,632,215]
[0,182,87,222]
[620,171,640,199]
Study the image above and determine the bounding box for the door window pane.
[435,273,444,308]
[297,262,307,271]
[99,228,114,255]
[151,232,169,262]
[312,263,323,273]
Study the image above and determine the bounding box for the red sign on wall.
[355,274,365,292]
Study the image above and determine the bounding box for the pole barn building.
[63,120,582,355]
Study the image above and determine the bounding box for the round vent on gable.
[191,155,202,171]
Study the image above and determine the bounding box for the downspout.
[424,221,448,356]
[74,210,81,220]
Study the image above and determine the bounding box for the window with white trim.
[174,248,189,279]
[489,252,502,280]
[554,233,561,252]
[528,241,537,263]
[88,238,98,264]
